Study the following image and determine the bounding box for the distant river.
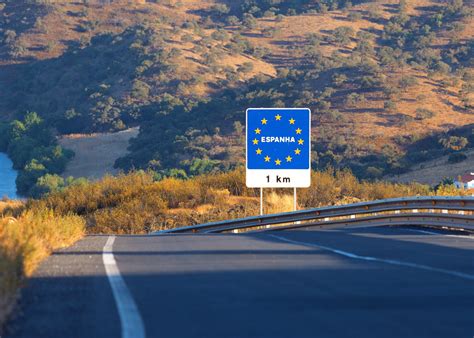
[0,153,18,199]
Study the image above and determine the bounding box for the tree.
[30,174,65,198]
[211,4,230,16]
[329,26,355,46]
[243,13,258,30]
[226,16,240,26]
[131,80,151,100]
[211,29,229,42]
[3,30,17,45]
[399,76,418,91]
[439,136,468,151]
[233,121,244,134]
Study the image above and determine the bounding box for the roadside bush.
[0,210,84,330]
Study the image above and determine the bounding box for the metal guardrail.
[155,196,474,234]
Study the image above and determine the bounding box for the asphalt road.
[6,225,474,338]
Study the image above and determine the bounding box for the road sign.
[246,108,311,188]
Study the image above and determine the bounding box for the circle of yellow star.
[264,155,271,162]
[253,138,259,145]
[289,118,295,124]
[294,148,301,155]
[296,128,302,134]
[275,114,282,121]
[298,139,304,145]
[255,128,261,134]
[286,155,292,162]
[256,148,262,155]
[261,118,267,125]
[275,159,281,165]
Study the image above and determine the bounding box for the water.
[0,152,18,199]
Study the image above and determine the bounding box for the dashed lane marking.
[269,234,474,281]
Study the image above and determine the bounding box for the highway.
[6,225,474,338]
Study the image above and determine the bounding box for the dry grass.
[58,127,139,179]
[265,192,295,214]
[386,149,474,185]
[29,167,446,234]
[0,210,85,332]
[0,200,23,214]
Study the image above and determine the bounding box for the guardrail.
[155,196,474,234]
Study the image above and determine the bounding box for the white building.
[454,172,474,189]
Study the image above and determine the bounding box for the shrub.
[439,136,468,151]
[237,62,254,74]
[415,108,435,120]
[131,80,151,100]
[0,210,84,329]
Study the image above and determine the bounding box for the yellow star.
[298,139,304,145]
[256,148,262,155]
[261,118,267,125]
[294,148,301,155]
[286,155,292,162]
[289,118,295,124]
[275,114,282,121]
[255,128,261,134]
[264,155,271,162]
[275,158,281,165]
[253,138,259,145]
[296,128,302,134]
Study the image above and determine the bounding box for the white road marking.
[269,234,474,281]
[406,228,474,239]
[103,236,146,338]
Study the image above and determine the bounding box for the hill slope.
[0,0,473,188]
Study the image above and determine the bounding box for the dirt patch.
[58,127,139,180]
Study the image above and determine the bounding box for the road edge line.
[268,234,474,281]
[103,236,146,338]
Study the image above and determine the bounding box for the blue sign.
[246,108,310,170]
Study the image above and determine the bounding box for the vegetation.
[0,112,74,196]
[0,205,84,331]
[28,167,455,234]
[0,0,473,189]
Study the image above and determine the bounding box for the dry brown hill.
[0,0,473,182]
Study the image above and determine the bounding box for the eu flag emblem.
[246,108,310,170]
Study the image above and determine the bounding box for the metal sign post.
[293,187,297,212]
[246,108,311,215]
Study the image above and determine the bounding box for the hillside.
[0,0,473,193]
[386,148,474,185]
